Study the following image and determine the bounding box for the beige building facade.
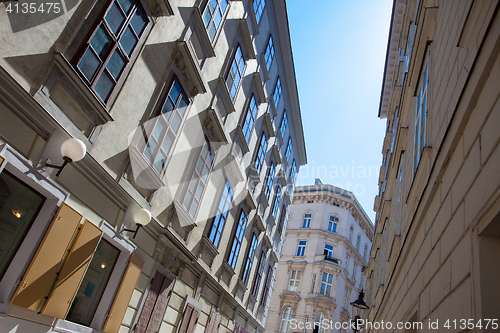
[265,182,374,333]
[0,1,306,333]
[366,0,500,331]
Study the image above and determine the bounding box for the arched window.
[356,235,361,251]
[313,312,326,333]
[302,213,312,228]
[348,226,353,242]
[280,307,293,333]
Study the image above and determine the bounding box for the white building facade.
[265,182,374,333]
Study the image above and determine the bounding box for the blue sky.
[286,0,394,222]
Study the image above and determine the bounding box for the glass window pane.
[153,151,166,173]
[171,112,182,134]
[105,2,126,36]
[77,48,100,81]
[195,156,204,174]
[144,139,157,161]
[91,25,113,60]
[178,95,189,110]
[214,7,222,28]
[189,199,199,217]
[220,0,228,14]
[161,98,175,116]
[208,22,216,41]
[0,171,45,279]
[107,49,126,80]
[131,7,147,37]
[161,131,174,155]
[170,80,182,104]
[117,0,134,14]
[119,26,138,57]
[195,184,203,201]
[202,8,212,28]
[66,240,120,326]
[152,121,164,141]
[201,165,210,183]
[94,71,115,102]
[183,190,193,208]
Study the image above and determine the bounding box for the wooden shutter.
[146,274,173,332]
[135,271,164,333]
[10,202,82,311]
[103,254,145,333]
[179,303,200,333]
[205,308,221,333]
[41,220,102,318]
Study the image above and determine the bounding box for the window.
[227,210,247,269]
[343,288,349,309]
[143,79,189,174]
[182,138,214,216]
[251,251,266,298]
[314,313,326,333]
[76,0,148,102]
[324,244,334,259]
[273,77,282,107]
[296,240,306,256]
[348,226,353,243]
[320,272,333,296]
[265,35,275,72]
[353,263,357,280]
[253,0,265,24]
[260,263,274,306]
[414,54,428,173]
[241,233,258,285]
[288,270,300,291]
[271,186,281,219]
[310,275,316,293]
[356,235,361,252]
[226,45,245,100]
[289,160,297,183]
[363,244,368,261]
[302,213,311,228]
[254,133,268,175]
[276,206,286,237]
[264,162,275,200]
[202,0,229,42]
[285,137,292,162]
[345,255,349,271]
[242,95,258,143]
[328,216,338,233]
[303,316,309,333]
[279,307,293,333]
[208,182,233,248]
[280,110,288,138]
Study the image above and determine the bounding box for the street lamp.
[45,138,87,176]
[350,290,369,332]
[122,208,152,239]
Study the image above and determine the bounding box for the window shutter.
[10,202,82,312]
[136,271,174,333]
[41,220,102,318]
[147,275,173,332]
[179,303,199,333]
[205,308,221,333]
[135,271,164,333]
[103,254,145,333]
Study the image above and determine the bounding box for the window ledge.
[235,126,250,154]
[128,146,166,190]
[53,319,102,333]
[150,0,174,17]
[175,41,207,97]
[262,112,275,138]
[259,54,270,81]
[217,77,236,114]
[239,18,256,59]
[201,236,219,259]
[253,72,266,103]
[201,108,229,143]
[191,7,216,58]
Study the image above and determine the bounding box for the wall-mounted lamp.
[350,289,369,310]
[45,138,87,177]
[122,208,152,239]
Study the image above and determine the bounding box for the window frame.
[74,0,150,104]
[279,307,293,333]
[279,110,288,139]
[271,185,281,219]
[285,137,292,163]
[253,0,265,24]
[264,34,275,72]
[413,51,429,174]
[287,270,300,291]
[328,216,338,233]
[319,272,333,296]
[202,0,230,43]
[181,137,215,218]
[241,233,258,286]
[208,182,233,248]
[251,250,266,298]
[273,77,282,108]
[264,161,275,200]
[254,132,268,175]
[226,44,246,101]
[289,160,297,183]
[242,95,258,143]
[302,213,311,228]
[227,208,248,270]
[324,244,334,259]
[296,240,306,256]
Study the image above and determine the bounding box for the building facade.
[366,0,500,330]
[265,181,374,333]
[0,1,306,333]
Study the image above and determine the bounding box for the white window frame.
[320,272,333,296]
[302,212,311,228]
[288,270,300,291]
[279,307,293,333]
[328,216,338,233]
[414,51,429,174]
